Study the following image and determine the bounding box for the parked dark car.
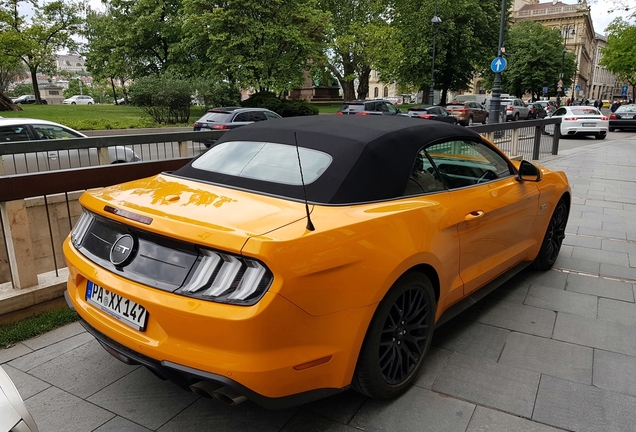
[534,100,557,115]
[337,100,401,116]
[609,104,636,132]
[527,103,548,119]
[405,105,457,124]
[193,107,282,148]
[12,95,47,105]
[445,101,488,126]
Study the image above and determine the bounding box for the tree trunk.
[30,67,43,104]
[111,78,118,104]
[356,66,371,100]
[329,61,356,101]
[440,88,448,106]
[0,92,23,111]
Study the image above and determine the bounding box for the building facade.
[511,0,620,101]
[55,54,86,74]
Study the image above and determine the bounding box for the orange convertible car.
[63,116,570,408]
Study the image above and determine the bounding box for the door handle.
[465,210,484,221]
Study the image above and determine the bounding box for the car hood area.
[79,173,312,254]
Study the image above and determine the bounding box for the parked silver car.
[0,118,139,175]
[501,98,531,121]
[0,366,39,432]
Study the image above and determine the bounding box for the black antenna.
[294,131,315,231]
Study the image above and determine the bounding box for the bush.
[128,76,192,124]
[241,91,318,117]
[192,80,241,109]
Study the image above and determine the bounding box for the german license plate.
[582,123,596,127]
[86,281,148,331]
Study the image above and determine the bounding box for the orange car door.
[426,140,540,295]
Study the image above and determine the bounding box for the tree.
[386,0,502,105]
[600,16,636,101]
[181,0,329,94]
[483,20,577,100]
[0,0,83,104]
[0,56,24,93]
[317,0,394,100]
[84,0,186,83]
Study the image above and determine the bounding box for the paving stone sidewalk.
[2,135,636,432]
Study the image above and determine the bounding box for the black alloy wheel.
[533,199,568,270]
[353,272,435,399]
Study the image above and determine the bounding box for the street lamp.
[428,12,442,105]
[488,0,507,124]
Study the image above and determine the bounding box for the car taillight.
[177,249,273,305]
[507,107,514,111]
[530,109,535,113]
[565,117,578,121]
[212,124,228,129]
[337,111,344,115]
[356,112,369,116]
[609,114,616,119]
[458,109,466,113]
[601,116,608,121]
[419,114,432,119]
[193,122,199,128]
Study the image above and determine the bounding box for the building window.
[374,87,379,98]
[49,91,59,95]
[383,86,388,97]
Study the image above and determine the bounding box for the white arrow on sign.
[495,58,502,71]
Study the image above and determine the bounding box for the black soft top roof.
[174,116,482,204]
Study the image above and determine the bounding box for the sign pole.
[489,0,507,125]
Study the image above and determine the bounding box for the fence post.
[511,127,520,158]
[0,200,38,288]
[552,122,561,155]
[98,147,111,165]
[178,141,189,158]
[532,126,542,160]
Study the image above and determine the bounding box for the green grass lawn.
[0,307,79,349]
[0,104,208,131]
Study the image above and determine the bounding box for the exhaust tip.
[212,387,247,406]
[189,381,223,399]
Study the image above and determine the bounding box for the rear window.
[191,141,332,185]
[571,108,601,115]
[199,112,233,123]
[340,104,366,112]
[446,104,465,109]
[615,105,636,113]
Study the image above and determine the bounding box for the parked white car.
[545,106,609,139]
[0,118,139,175]
[62,95,94,105]
[0,366,39,432]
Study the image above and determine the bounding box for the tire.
[71,102,76,105]
[513,113,519,121]
[609,127,615,132]
[533,199,568,270]
[88,102,93,105]
[596,133,606,140]
[482,114,488,124]
[468,116,474,126]
[353,272,436,399]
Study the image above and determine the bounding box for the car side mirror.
[517,160,542,182]
[397,108,402,113]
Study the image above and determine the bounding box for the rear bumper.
[66,292,346,409]
[63,238,372,405]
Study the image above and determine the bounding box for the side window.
[438,107,449,117]
[250,111,267,122]
[386,103,398,114]
[553,108,567,116]
[403,150,446,196]
[425,140,513,189]
[0,125,31,142]
[234,112,251,122]
[32,125,81,140]
[377,102,389,113]
[264,111,280,120]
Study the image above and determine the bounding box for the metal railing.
[0,119,561,300]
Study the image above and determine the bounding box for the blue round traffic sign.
[491,57,507,73]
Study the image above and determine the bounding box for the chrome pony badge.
[110,234,135,266]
